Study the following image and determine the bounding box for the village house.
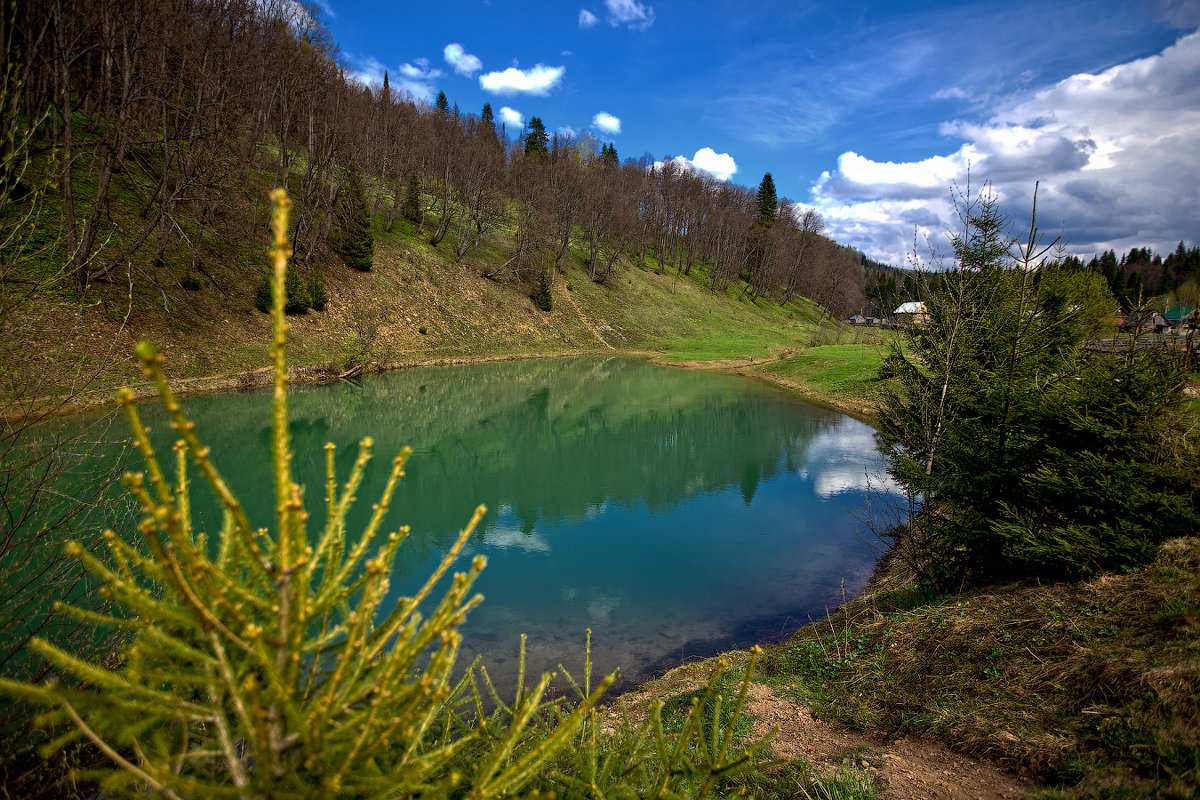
[893,301,930,325]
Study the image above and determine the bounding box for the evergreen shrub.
[283,264,311,313]
[879,186,1200,588]
[404,173,421,222]
[336,166,374,271]
[255,267,311,314]
[307,267,328,310]
[531,272,552,312]
[0,191,767,799]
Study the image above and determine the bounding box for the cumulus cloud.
[691,147,738,181]
[654,148,738,182]
[810,30,1200,266]
[347,55,387,88]
[802,420,903,499]
[347,55,440,102]
[592,111,621,134]
[499,106,525,128]
[479,64,565,95]
[558,125,579,139]
[603,0,655,29]
[579,8,599,28]
[443,43,482,77]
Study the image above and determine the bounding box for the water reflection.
[122,356,898,690]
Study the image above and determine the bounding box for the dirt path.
[745,683,1032,799]
[557,282,616,350]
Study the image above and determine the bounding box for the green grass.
[748,341,892,417]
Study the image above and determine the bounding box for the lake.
[102,356,898,692]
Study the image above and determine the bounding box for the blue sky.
[322,0,1200,266]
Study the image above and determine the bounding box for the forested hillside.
[2,0,878,412]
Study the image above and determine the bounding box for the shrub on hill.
[255,266,312,315]
[531,271,553,311]
[879,184,1200,588]
[335,167,374,272]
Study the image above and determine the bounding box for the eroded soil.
[745,682,1032,799]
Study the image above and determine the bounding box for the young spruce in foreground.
[0,190,769,799]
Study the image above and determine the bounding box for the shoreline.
[9,346,877,425]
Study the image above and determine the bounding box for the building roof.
[1163,306,1197,322]
[894,301,927,314]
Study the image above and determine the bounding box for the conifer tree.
[336,166,374,271]
[524,116,549,156]
[404,172,421,223]
[434,90,450,115]
[307,266,328,310]
[755,173,778,228]
[531,270,553,311]
[878,185,1200,587]
[480,102,498,147]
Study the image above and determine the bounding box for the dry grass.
[757,538,1200,798]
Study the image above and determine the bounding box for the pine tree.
[480,102,498,147]
[404,172,421,222]
[878,185,1199,587]
[524,116,549,156]
[336,166,374,271]
[434,90,449,115]
[755,173,778,228]
[307,266,328,310]
[256,266,312,314]
[600,142,618,167]
[283,263,312,312]
[531,270,552,311]
[381,70,390,104]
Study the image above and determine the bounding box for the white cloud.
[483,525,550,553]
[558,125,579,139]
[932,85,973,102]
[347,55,441,102]
[801,419,903,499]
[604,0,655,29]
[690,147,738,181]
[443,43,482,77]
[1151,0,1200,27]
[810,30,1200,266]
[653,148,738,182]
[579,8,599,28]
[347,55,387,88]
[479,64,565,96]
[398,60,443,102]
[592,111,621,134]
[499,106,525,128]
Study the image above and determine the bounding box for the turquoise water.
[110,356,897,691]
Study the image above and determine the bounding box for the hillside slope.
[9,207,883,413]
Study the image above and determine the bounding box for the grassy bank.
[614,536,1200,799]
[7,205,891,415]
